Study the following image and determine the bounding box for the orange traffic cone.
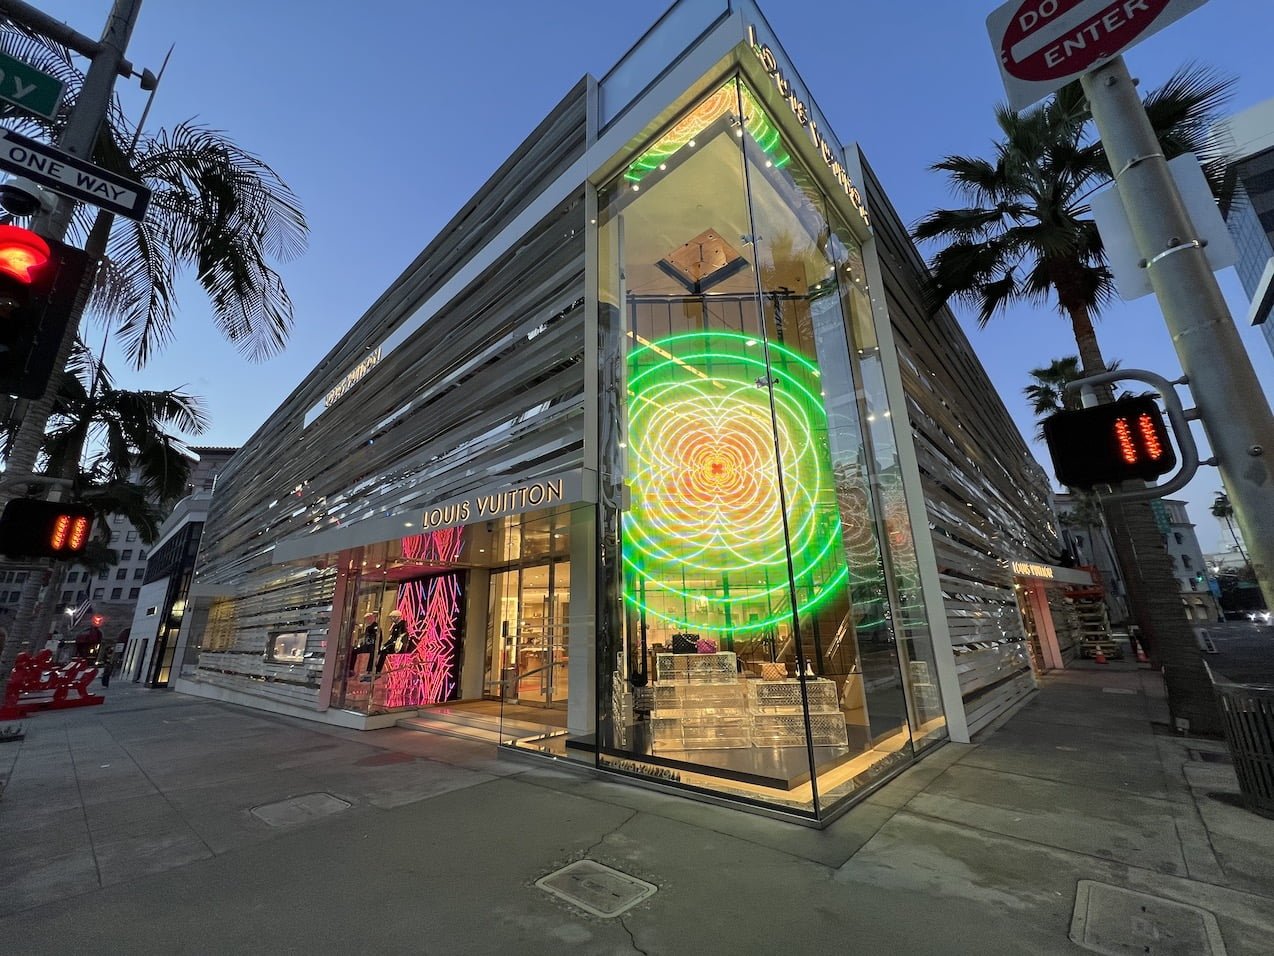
[1094,647,1107,665]
[1136,647,1149,664]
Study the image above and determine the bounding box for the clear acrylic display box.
[747,678,839,714]
[655,652,737,683]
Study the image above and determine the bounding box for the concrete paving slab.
[908,764,1187,875]
[0,776,642,954]
[92,822,213,887]
[837,811,1273,954]
[368,726,533,776]
[960,728,1171,797]
[0,779,83,813]
[0,846,99,918]
[0,815,92,867]
[2,671,1271,952]
[1184,771,1274,897]
[73,764,159,806]
[293,753,499,810]
[603,809,1079,955]
[510,757,906,868]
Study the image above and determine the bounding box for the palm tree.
[914,68,1230,379]
[0,33,308,367]
[0,28,302,678]
[1024,356,1083,431]
[1210,493,1248,566]
[0,30,305,492]
[913,67,1233,734]
[0,342,207,683]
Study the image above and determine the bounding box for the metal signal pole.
[0,0,145,692]
[1081,57,1274,611]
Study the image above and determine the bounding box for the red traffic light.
[0,499,97,559]
[1043,396,1178,490]
[0,224,51,285]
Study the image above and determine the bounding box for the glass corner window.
[594,74,944,820]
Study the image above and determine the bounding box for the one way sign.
[0,127,150,220]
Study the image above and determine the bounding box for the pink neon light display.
[381,527,465,708]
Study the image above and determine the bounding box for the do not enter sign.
[987,0,1209,110]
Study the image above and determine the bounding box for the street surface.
[1202,619,1274,685]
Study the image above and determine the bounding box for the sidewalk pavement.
[1,665,1272,955]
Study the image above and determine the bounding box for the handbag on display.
[760,662,787,681]
[671,633,699,654]
[695,637,718,654]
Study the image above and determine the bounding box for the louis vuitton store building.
[175,0,1061,824]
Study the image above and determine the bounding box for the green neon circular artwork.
[624,330,848,633]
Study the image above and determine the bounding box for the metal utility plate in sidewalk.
[1070,880,1227,955]
[250,792,351,828]
[536,860,657,918]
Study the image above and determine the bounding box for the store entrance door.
[484,560,570,708]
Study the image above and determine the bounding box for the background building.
[121,446,237,686]
[1057,493,1218,625]
[56,446,237,657]
[1216,97,1274,354]
[1156,499,1221,623]
[1056,492,1130,627]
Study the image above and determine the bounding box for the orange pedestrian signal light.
[0,224,51,284]
[1043,397,1178,490]
[50,511,91,552]
[0,499,96,559]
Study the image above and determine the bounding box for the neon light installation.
[623,82,790,187]
[624,330,847,633]
[380,527,464,708]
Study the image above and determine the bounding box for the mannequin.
[351,611,380,676]
[377,609,416,672]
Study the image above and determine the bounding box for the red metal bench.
[0,650,103,719]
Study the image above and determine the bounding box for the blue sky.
[31,0,1274,552]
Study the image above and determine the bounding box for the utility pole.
[0,0,145,690]
[1081,58,1274,614]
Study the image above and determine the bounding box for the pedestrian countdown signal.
[1043,396,1177,490]
[0,499,95,559]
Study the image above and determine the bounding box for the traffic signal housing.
[0,224,93,399]
[1043,396,1178,490]
[0,498,96,559]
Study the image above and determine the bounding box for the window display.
[596,74,946,818]
[267,631,307,664]
[331,529,467,715]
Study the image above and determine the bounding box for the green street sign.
[0,51,65,120]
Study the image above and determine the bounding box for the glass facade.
[595,77,945,819]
